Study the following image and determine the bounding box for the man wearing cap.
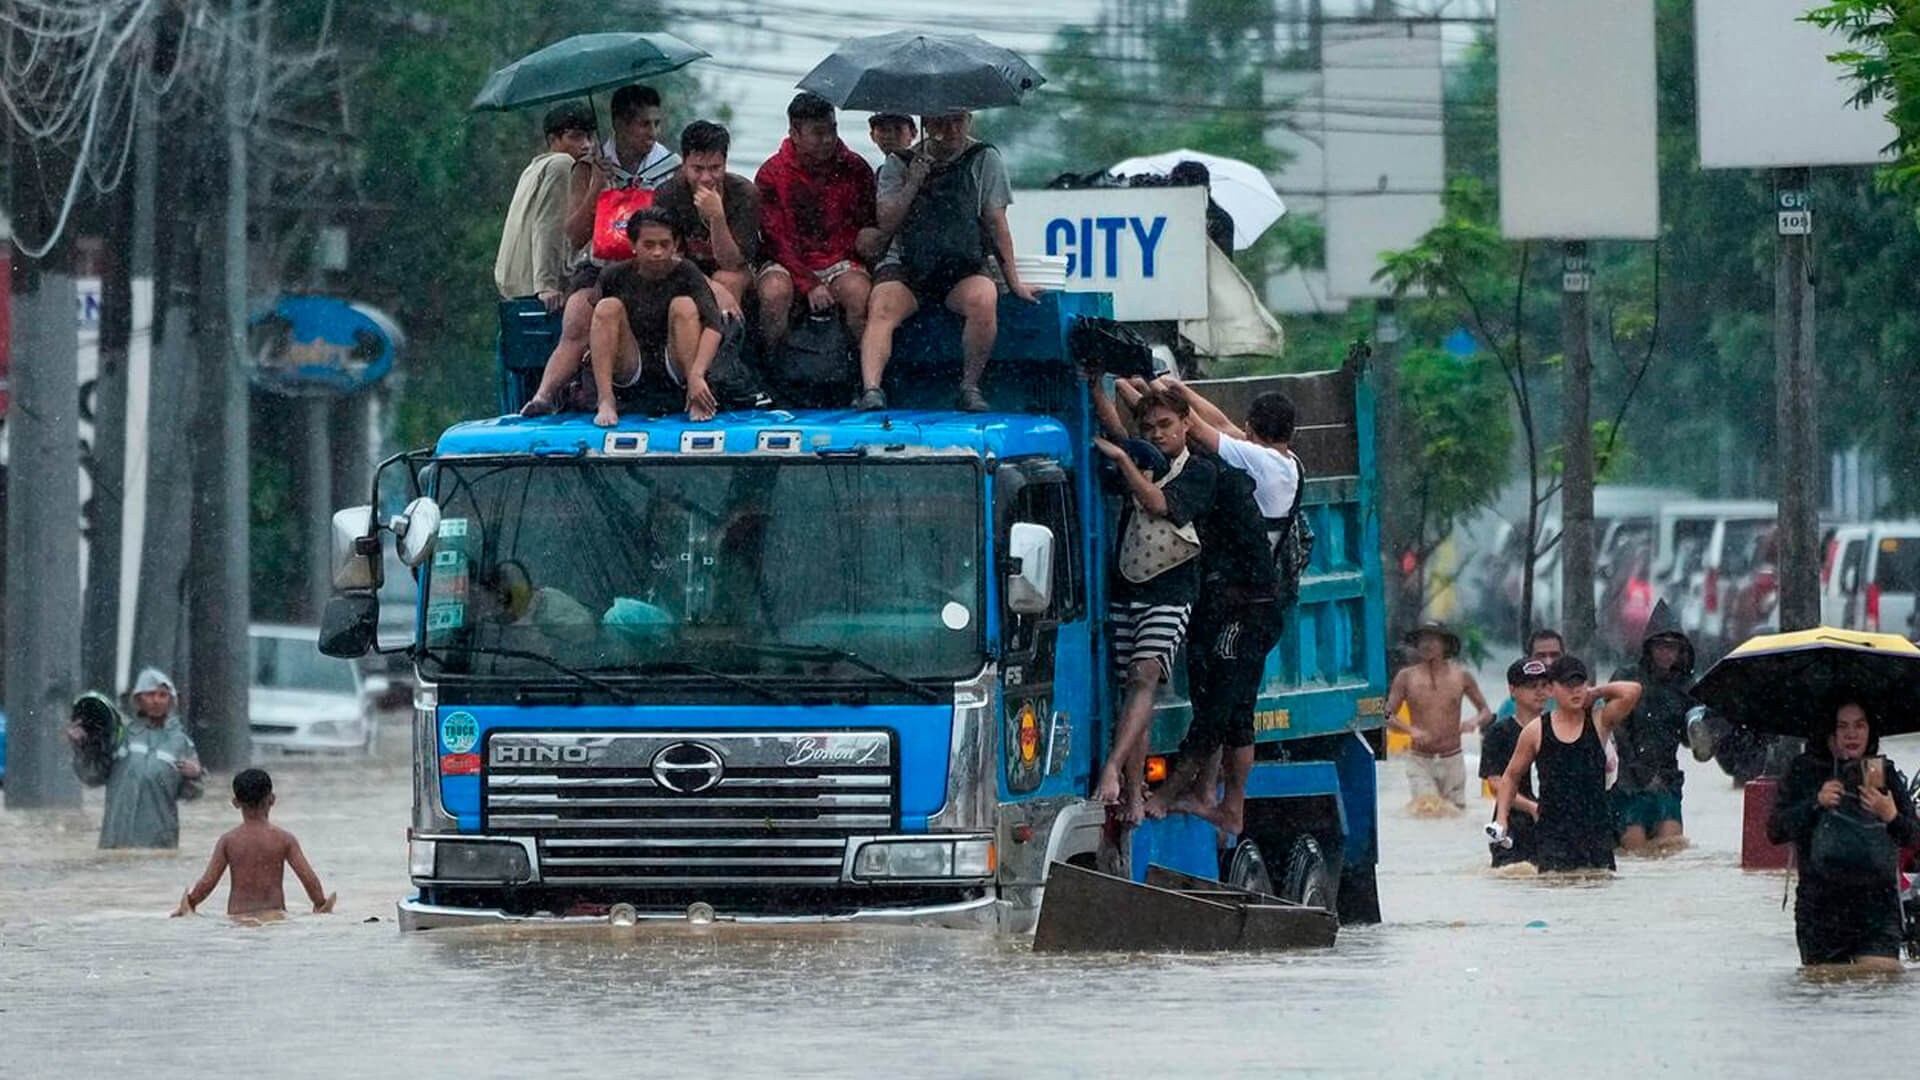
[1384,622,1493,811]
[67,668,204,849]
[1482,658,1550,867]
[1492,656,1643,873]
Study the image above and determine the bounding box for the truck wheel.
[1280,835,1335,912]
[1223,839,1275,897]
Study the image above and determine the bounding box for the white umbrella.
[1107,149,1286,250]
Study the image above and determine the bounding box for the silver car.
[249,624,377,754]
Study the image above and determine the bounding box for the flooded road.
[4,721,1915,1078]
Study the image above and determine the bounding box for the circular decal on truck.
[440,711,479,754]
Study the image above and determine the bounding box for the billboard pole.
[1560,241,1596,658]
[1774,168,1818,632]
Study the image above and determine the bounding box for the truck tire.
[1223,839,1276,897]
[1280,835,1335,912]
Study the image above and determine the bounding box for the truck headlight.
[852,838,994,880]
[412,839,531,883]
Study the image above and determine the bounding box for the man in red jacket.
[754,92,877,353]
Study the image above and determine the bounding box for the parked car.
[1723,525,1780,647]
[1821,523,1871,627]
[1651,500,1775,659]
[1599,541,1658,658]
[1860,522,1920,636]
[250,624,377,754]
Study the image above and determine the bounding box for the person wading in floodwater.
[1491,656,1641,873]
[1384,623,1493,813]
[1768,700,1919,971]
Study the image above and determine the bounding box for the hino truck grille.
[483,731,895,887]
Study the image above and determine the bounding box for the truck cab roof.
[433,408,1077,462]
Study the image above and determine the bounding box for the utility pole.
[1560,241,1596,658]
[1373,298,1413,640]
[1774,169,1818,632]
[84,134,137,694]
[5,119,85,809]
[186,0,253,769]
[135,101,198,687]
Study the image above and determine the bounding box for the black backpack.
[1272,455,1314,610]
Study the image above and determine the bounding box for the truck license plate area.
[484,731,895,887]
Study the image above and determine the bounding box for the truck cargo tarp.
[1180,243,1284,359]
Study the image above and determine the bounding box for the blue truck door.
[997,462,1093,800]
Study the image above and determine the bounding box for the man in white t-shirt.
[1139,375,1301,835]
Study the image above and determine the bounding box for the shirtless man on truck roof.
[1384,623,1493,813]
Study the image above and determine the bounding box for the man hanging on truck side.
[1087,375,1217,824]
[1134,375,1301,836]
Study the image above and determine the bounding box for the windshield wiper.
[629,660,798,706]
[418,644,633,704]
[724,642,943,703]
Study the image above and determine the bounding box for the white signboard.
[1498,0,1660,240]
[1697,0,1896,168]
[1007,187,1208,321]
[1320,22,1446,299]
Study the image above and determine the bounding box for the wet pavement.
[3,717,1915,1078]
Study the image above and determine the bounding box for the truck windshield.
[418,459,983,684]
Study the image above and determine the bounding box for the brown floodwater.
[3,721,1914,1078]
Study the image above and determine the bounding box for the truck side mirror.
[319,592,379,658]
[1840,566,1859,594]
[330,505,382,590]
[1006,522,1055,616]
[392,497,442,569]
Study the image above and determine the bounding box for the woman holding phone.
[1768,700,1920,970]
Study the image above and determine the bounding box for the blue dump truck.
[319,291,1386,935]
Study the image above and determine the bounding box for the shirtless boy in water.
[174,769,336,918]
[1385,623,1493,810]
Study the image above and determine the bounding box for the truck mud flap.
[1031,861,1337,953]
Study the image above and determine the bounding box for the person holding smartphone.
[1768,700,1920,970]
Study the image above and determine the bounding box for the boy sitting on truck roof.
[755,92,877,357]
[522,207,746,425]
[1088,373,1218,824]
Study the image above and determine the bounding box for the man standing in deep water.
[69,668,203,848]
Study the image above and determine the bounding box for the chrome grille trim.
[482,730,898,887]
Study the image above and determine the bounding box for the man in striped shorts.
[1089,378,1218,823]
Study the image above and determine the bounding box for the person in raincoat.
[1608,600,1697,854]
[1767,700,1918,970]
[67,668,204,849]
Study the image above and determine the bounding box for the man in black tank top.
[1491,656,1642,873]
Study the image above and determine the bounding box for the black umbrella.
[797,31,1045,115]
[1690,627,1920,738]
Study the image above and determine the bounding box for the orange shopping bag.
[591,187,655,262]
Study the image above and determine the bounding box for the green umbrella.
[470,32,709,113]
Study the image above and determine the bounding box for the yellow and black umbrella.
[1692,627,1920,737]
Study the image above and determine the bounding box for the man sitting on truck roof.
[523,207,742,425]
[755,92,877,357]
[652,120,761,313]
[1088,375,1218,824]
[493,102,597,312]
[855,110,1038,413]
[519,86,681,419]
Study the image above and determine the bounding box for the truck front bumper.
[395,892,1010,933]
